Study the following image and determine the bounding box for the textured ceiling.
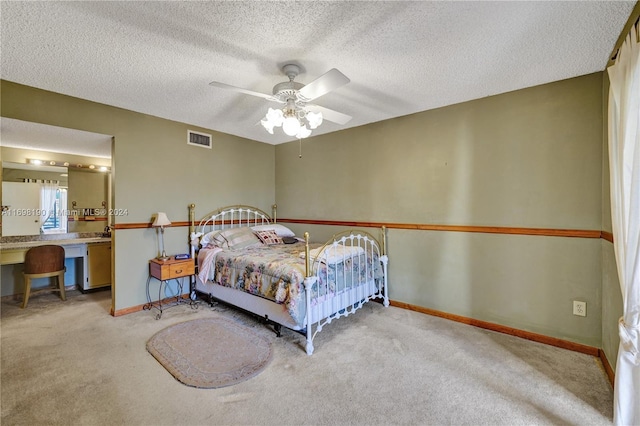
[0,1,636,149]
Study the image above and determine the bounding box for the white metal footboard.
[302,228,389,355]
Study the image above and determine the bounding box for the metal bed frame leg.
[381,255,389,307]
[304,276,316,355]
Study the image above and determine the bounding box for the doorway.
[0,118,115,312]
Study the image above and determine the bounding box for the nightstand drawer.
[149,257,194,281]
[169,262,194,278]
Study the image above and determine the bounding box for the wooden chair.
[22,245,66,308]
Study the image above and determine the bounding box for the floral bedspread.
[199,242,383,327]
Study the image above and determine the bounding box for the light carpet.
[146,317,273,388]
[0,290,614,425]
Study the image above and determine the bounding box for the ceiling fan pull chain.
[299,138,303,158]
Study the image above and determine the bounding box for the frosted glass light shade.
[306,111,323,129]
[265,108,284,126]
[296,125,311,139]
[282,116,301,136]
[261,118,275,134]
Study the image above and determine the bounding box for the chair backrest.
[24,245,65,274]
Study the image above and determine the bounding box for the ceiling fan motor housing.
[282,64,300,79]
[272,64,305,103]
[272,81,304,102]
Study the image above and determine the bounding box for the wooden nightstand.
[144,256,197,319]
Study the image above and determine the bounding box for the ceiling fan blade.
[209,81,281,102]
[306,104,352,125]
[297,69,350,102]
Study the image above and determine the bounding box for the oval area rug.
[146,317,273,388]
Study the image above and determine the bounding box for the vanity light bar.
[27,158,110,172]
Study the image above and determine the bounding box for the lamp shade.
[152,212,171,227]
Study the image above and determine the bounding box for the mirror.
[2,162,69,236]
[0,118,112,237]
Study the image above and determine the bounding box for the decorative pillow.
[255,229,283,245]
[218,227,262,250]
[251,224,296,238]
[282,236,297,244]
[210,232,230,248]
[200,230,221,247]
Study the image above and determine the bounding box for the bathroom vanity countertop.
[0,237,111,250]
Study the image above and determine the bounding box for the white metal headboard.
[199,205,271,234]
[189,204,276,235]
[189,204,276,257]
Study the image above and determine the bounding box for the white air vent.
[187,130,212,149]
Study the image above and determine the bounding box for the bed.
[188,204,389,355]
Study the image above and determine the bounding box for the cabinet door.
[2,182,41,236]
[87,243,111,288]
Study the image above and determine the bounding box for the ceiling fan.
[209,64,352,138]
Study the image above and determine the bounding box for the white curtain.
[39,182,59,229]
[608,21,640,426]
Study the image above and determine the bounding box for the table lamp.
[152,212,171,260]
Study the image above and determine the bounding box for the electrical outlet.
[573,301,587,317]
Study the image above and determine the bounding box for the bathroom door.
[2,182,41,236]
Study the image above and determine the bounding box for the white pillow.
[300,245,365,264]
[251,224,295,238]
[200,230,221,247]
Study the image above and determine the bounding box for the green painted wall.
[276,73,605,347]
[1,80,275,311]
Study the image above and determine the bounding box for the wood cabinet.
[86,242,111,289]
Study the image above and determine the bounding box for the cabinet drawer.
[149,258,195,280]
[64,244,86,258]
[169,262,194,278]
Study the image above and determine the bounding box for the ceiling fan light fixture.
[261,106,324,138]
[210,64,351,140]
